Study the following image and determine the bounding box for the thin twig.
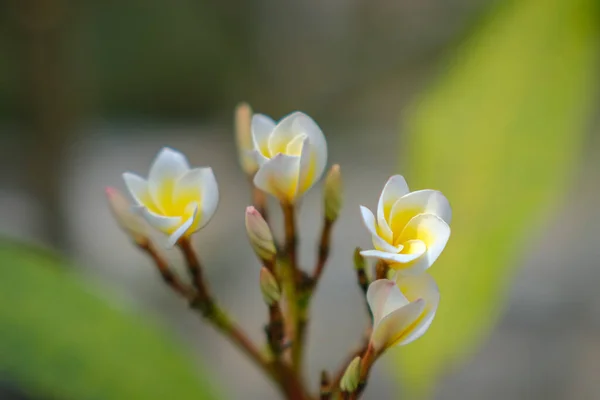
[375,260,389,280]
[177,238,278,383]
[178,238,212,305]
[330,339,370,396]
[320,370,331,400]
[138,240,195,300]
[349,344,378,399]
[313,218,334,284]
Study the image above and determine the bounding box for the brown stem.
[177,238,287,392]
[178,238,212,304]
[330,340,369,395]
[349,344,378,399]
[138,240,195,300]
[320,370,331,400]
[266,303,285,356]
[375,260,389,280]
[312,218,334,284]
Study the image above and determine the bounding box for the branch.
[281,203,303,374]
[312,218,334,284]
[177,238,277,382]
[138,240,195,301]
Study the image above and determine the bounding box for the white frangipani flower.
[251,111,328,203]
[122,147,219,247]
[367,273,439,351]
[360,175,451,274]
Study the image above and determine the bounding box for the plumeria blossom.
[367,273,440,351]
[123,148,219,247]
[251,111,328,203]
[360,175,451,275]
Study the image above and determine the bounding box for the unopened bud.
[353,247,366,271]
[245,206,276,261]
[323,164,342,222]
[259,267,281,305]
[235,102,258,176]
[105,187,147,244]
[339,356,361,393]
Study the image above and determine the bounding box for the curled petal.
[297,136,318,196]
[268,112,305,157]
[366,279,409,326]
[251,114,276,159]
[172,167,218,230]
[253,154,300,202]
[122,173,160,214]
[389,190,452,237]
[291,112,327,183]
[167,203,198,247]
[398,213,451,271]
[359,206,399,254]
[360,245,425,264]
[148,148,190,212]
[136,206,181,234]
[371,298,425,351]
[198,168,219,229]
[376,175,410,242]
[395,273,440,345]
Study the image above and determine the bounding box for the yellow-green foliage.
[0,241,218,400]
[396,0,598,397]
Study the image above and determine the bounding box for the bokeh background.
[1,0,599,399]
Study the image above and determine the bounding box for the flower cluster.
[105,104,451,399]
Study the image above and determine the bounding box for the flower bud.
[234,102,258,176]
[323,164,342,222]
[245,206,276,261]
[259,267,281,305]
[339,356,361,393]
[105,187,147,245]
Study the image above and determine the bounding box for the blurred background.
[0,0,599,399]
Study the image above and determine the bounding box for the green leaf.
[395,0,599,397]
[0,240,220,400]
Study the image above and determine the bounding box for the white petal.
[135,206,181,234]
[389,190,452,236]
[198,168,219,229]
[360,248,425,264]
[253,154,300,202]
[397,272,440,305]
[250,149,269,167]
[173,167,218,229]
[297,135,318,196]
[398,213,451,270]
[377,176,409,242]
[251,114,275,158]
[290,112,327,183]
[167,203,198,247]
[148,148,190,212]
[122,173,159,212]
[395,273,440,345]
[370,299,424,351]
[366,279,409,326]
[359,206,398,254]
[268,113,300,156]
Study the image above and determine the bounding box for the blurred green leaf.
[396,0,599,397]
[0,241,220,400]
